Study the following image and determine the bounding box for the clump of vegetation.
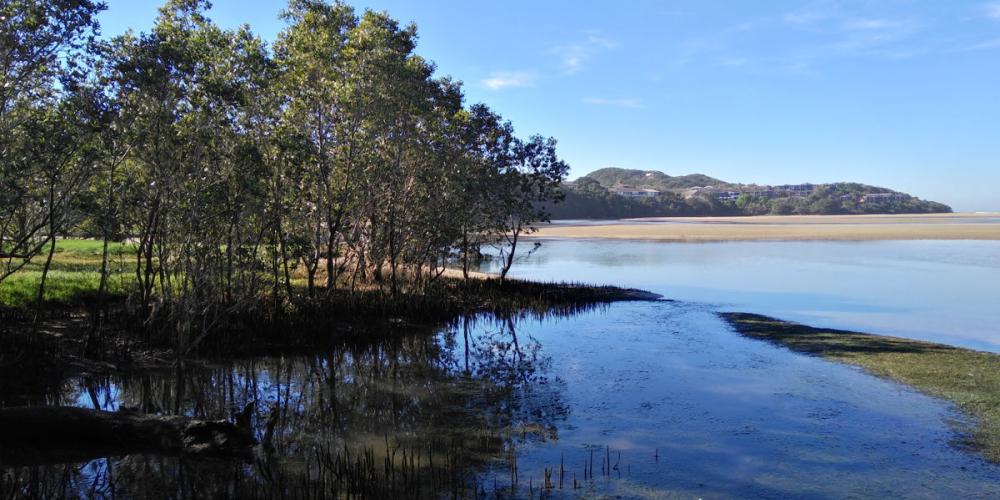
[0,237,654,370]
[0,0,580,353]
[723,313,1000,463]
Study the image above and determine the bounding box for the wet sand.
[534,213,1000,241]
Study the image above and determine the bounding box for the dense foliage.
[0,0,568,341]
[551,169,951,219]
[584,167,732,192]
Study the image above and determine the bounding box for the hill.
[585,168,734,191]
[551,168,951,219]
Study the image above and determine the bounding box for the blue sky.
[99,1,1000,211]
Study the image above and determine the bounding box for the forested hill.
[584,168,735,191]
[549,168,951,219]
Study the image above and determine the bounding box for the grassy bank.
[0,239,133,308]
[1,239,656,312]
[1,239,659,379]
[722,313,1000,463]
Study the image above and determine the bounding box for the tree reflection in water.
[1,309,588,498]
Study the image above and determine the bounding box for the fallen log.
[0,406,256,466]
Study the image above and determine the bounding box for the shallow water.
[4,239,1000,498]
[508,239,1000,351]
[484,303,1000,498]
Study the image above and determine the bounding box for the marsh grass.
[722,312,1000,463]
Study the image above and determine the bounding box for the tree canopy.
[1,0,568,342]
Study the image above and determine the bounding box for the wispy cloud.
[986,2,1000,20]
[481,72,536,90]
[844,18,902,31]
[783,9,831,28]
[963,38,1000,51]
[550,34,621,74]
[777,4,923,52]
[582,97,644,109]
[586,35,621,49]
[720,57,751,67]
[550,44,589,74]
[834,18,921,52]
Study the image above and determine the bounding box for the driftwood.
[0,405,257,466]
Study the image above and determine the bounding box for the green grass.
[722,312,1000,463]
[47,238,135,257]
[1,239,134,308]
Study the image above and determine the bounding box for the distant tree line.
[548,178,736,219]
[0,1,567,338]
[549,177,951,219]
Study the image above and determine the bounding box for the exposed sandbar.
[533,213,1000,241]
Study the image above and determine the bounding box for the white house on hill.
[610,185,660,198]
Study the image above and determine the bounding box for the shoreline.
[723,312,1000,463]
[533,213,1000,241]
[1,275,660,379]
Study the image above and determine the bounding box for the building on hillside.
[714,191,741,202]
[862,192,906,203]
[610,185,660,198]
[743,187,775,198]
[775,183,816,197]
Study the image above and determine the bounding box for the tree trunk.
[500,229,520,284]
[461,231,470,281]
[35,235,57,306]
[33,232,58,327]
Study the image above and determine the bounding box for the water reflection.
[5,292,1000,497]
[1,314,572,498]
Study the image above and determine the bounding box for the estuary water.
[4,239,1000,498]
[508,238,1000,351]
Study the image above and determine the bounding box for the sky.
[97,1,1000,211]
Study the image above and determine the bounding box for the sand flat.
[533,213,1000,241]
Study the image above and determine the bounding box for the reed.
[2,442,644,498]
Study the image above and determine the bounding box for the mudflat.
[533,213,1000,241]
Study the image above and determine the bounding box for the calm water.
[508,239,1000,351]
[4,239,1000,498]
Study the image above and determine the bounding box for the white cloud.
[550,44,589,74]
[586,35,621,49]
[834,19,920,51]
[986,2,1000,20]
[780,6,921,54]
[481,72,536,90]
[671,5,935,75]
[582,97,643,109]
[550,34,621,74]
